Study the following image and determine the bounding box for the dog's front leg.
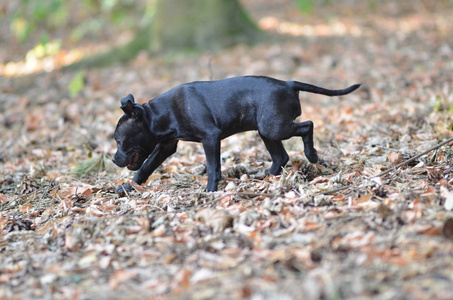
[201,138,221,192]
[133,140,179,184]
[116,141,178,193]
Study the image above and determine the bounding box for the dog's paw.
[305,149,319,164]
[116,183,133,195]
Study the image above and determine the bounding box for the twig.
[215,192,277,201]
[320,136,453,195]
[372,136,453,178]
[321,185,353,195]
[121,185,130,199]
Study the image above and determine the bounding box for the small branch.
[321,185,352,195]
[373,136,453,178]
[319,136,453,195]
[215,191,277,201]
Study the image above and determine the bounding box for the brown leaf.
[130,180,145,193]
[163,253,177,264]
[304,221,321,232]
[195,208,233,233]
[0,193,11,204]
[64,231,81,251]
[377,203,393,220]
[58,186,93,201]
[109,270,137,289]
[415,224,442,236]
[332,194,346,203]
[172,268,192,294]
[355,194,372,203]
[342,172,357,181]
[34,220,56,235]
[19,204,32,212]
[165,165,179,174]
[387,151,402,165]
[310,176,329,185]
[24,113,43,131]
[86,206,104,217]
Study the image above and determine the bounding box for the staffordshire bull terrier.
[113,76,360,192]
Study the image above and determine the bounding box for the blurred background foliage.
[2,0,450,71]
[3,0,344,62]
[2,0,153,62]
[5,0,334,46]
[8,0,148,43]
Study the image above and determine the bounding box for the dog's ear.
[120,94,135,115]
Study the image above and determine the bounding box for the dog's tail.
[289,81,361,96]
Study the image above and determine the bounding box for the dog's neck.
[143,102,177,141]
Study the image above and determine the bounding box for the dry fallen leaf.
[130,180,145,193]
[355,194,372,204]
[86,206,104,217]
[387,151,402,165]
[24,113,43,131]
[377,203,393,220]
[109,270,138,289]
[58,186,93,201]
[64,231,81,252]
[172,268,192,295]
[415,225,442,236]
[0,194,11,204]
[195,208,233,233]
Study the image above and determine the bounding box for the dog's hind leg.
[258,119,318,164]
[294,120,318,163]
[259,134,289,175]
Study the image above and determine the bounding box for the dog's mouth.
[127,152,140,170]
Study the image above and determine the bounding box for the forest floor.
[1,1,453,299]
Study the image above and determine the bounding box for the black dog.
[112,76,360,192]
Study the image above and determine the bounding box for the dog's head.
[112,94,155,171]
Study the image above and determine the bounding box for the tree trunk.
[151,0,261,52]
[65,0,261,70]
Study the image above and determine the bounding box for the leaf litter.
[1,0,453,299]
